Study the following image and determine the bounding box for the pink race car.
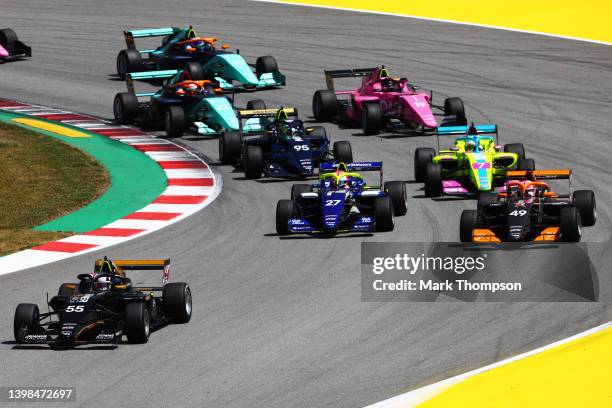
[312,66,466,135]
[0,28,31,63]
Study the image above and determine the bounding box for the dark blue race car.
[219,107,354,179]
[276,162,408,235]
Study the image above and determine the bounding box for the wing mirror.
[222,44,230,50]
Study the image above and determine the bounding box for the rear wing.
[126,69,179,97]
[506,170,572,197]
[123,26,182,52]
[319,161,384,188]
[95,258,171,288]
[324,68,376,91]
[436,124,498,151]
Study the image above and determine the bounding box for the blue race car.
[113,65,259,138]
[219,107,354,179]
[276,162,407,235]
[116,26,285,91]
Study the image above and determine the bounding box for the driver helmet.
[381,78,399,92]
[507,183,520,198]
[525,184,537,198]
[184,82,200,97]
[94,276,112,292]
[465,139,477,151]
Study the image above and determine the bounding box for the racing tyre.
[312,90,338,121]
[163,282,192,323]
[116,48,143,79]
[424,163,443,197]
[414,147,436,182]
[164,106,185,138]
[560,207,581,242]
[477,192,498,214]
[184,61,204,80]
[244,145,264,179]
[460,210,478,242]
[384,181,408,216]
[219,131,242,164]
[291,184,313,201]
[113,92,138,124]
[246,99,266,110]
[276,199,297,235]
[573,190,596,227]
[14,303,39,343]
[255,56,278,77]
[374,196,394,232]
[333,141,353,163]
[444,97,467,126]
[517,158,535,171]
[504,143,525,160]
[124,302,150,343]
[58,283,75,297]
[361,103,382,135]
[0,28,18,48]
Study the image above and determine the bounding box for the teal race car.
[115,26,285,91]
[414,124,536,197]
[113,65,266,138]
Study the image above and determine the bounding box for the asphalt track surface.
[1,1,611,407]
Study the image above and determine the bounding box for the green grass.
[0,122,109,255]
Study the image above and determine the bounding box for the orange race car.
[460,170,596,243]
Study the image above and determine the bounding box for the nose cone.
[322,191,347,231]
[401,94,438,128]
[214,54,259,85]
[203,97,239,130]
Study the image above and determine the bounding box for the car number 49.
[509,210,528,216]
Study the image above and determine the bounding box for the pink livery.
[312,66,466,135]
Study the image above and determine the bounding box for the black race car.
[13,258,191,347]
[460,170,596,243]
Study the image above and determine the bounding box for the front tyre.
[504,143,526,160]
[163,282,192,323]
[573,190,596,227]
[165,106,185,138]
[374,196,394,232]
[219,131,242,164]
[255,56,278,77]
[384,181,408,216]
[424,163,443,197]
[291,184,313,201]
[444,97,466,125]
[560,207,581,242]
[244,145,264,179]
[414,147,436,182]
[14,303,39,343]
[124,302,150,343]
[460,210,478,242]
[276,199,296,235]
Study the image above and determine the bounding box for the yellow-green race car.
[414,124,535,197]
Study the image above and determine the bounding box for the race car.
[460,170,596,243]
[13,258,192,347]
[115,26,285,91]
[414,124,535,197]
[219,107,353,179]
[276,161,407,235]
[0,28,31,62]
[311,66,466,135]
[113,64,246,137]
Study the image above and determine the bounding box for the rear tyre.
[0,28,18,48]
[477,192,498,214]
[14,303,39,343]
[444,97,466,125]
[244,145,264,179]
[124,302,150,343]
[183,61,204,80]
[113,92,139,124]
[164,106,185,138]
[384,181,408,216]
[414,147,436,182]
[333,141,353,163]
[219,131,242,164]
[246,99,266,110]
[312,90,338,121]
[573,190,596,227]
[560,207,581,242]
[504,143,526,160]
[255,56,278,77]
[291,184,313,201]
[276,199,296,235]
[58,283,75,297]
[163,282,192,323]
[460,210,478,242]
[361,103,382,135]
[116,49,143,79]
[374,196,394,232]
[424,163,443,197]
[517,158,535,171]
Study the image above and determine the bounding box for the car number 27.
[325,199,342,206]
